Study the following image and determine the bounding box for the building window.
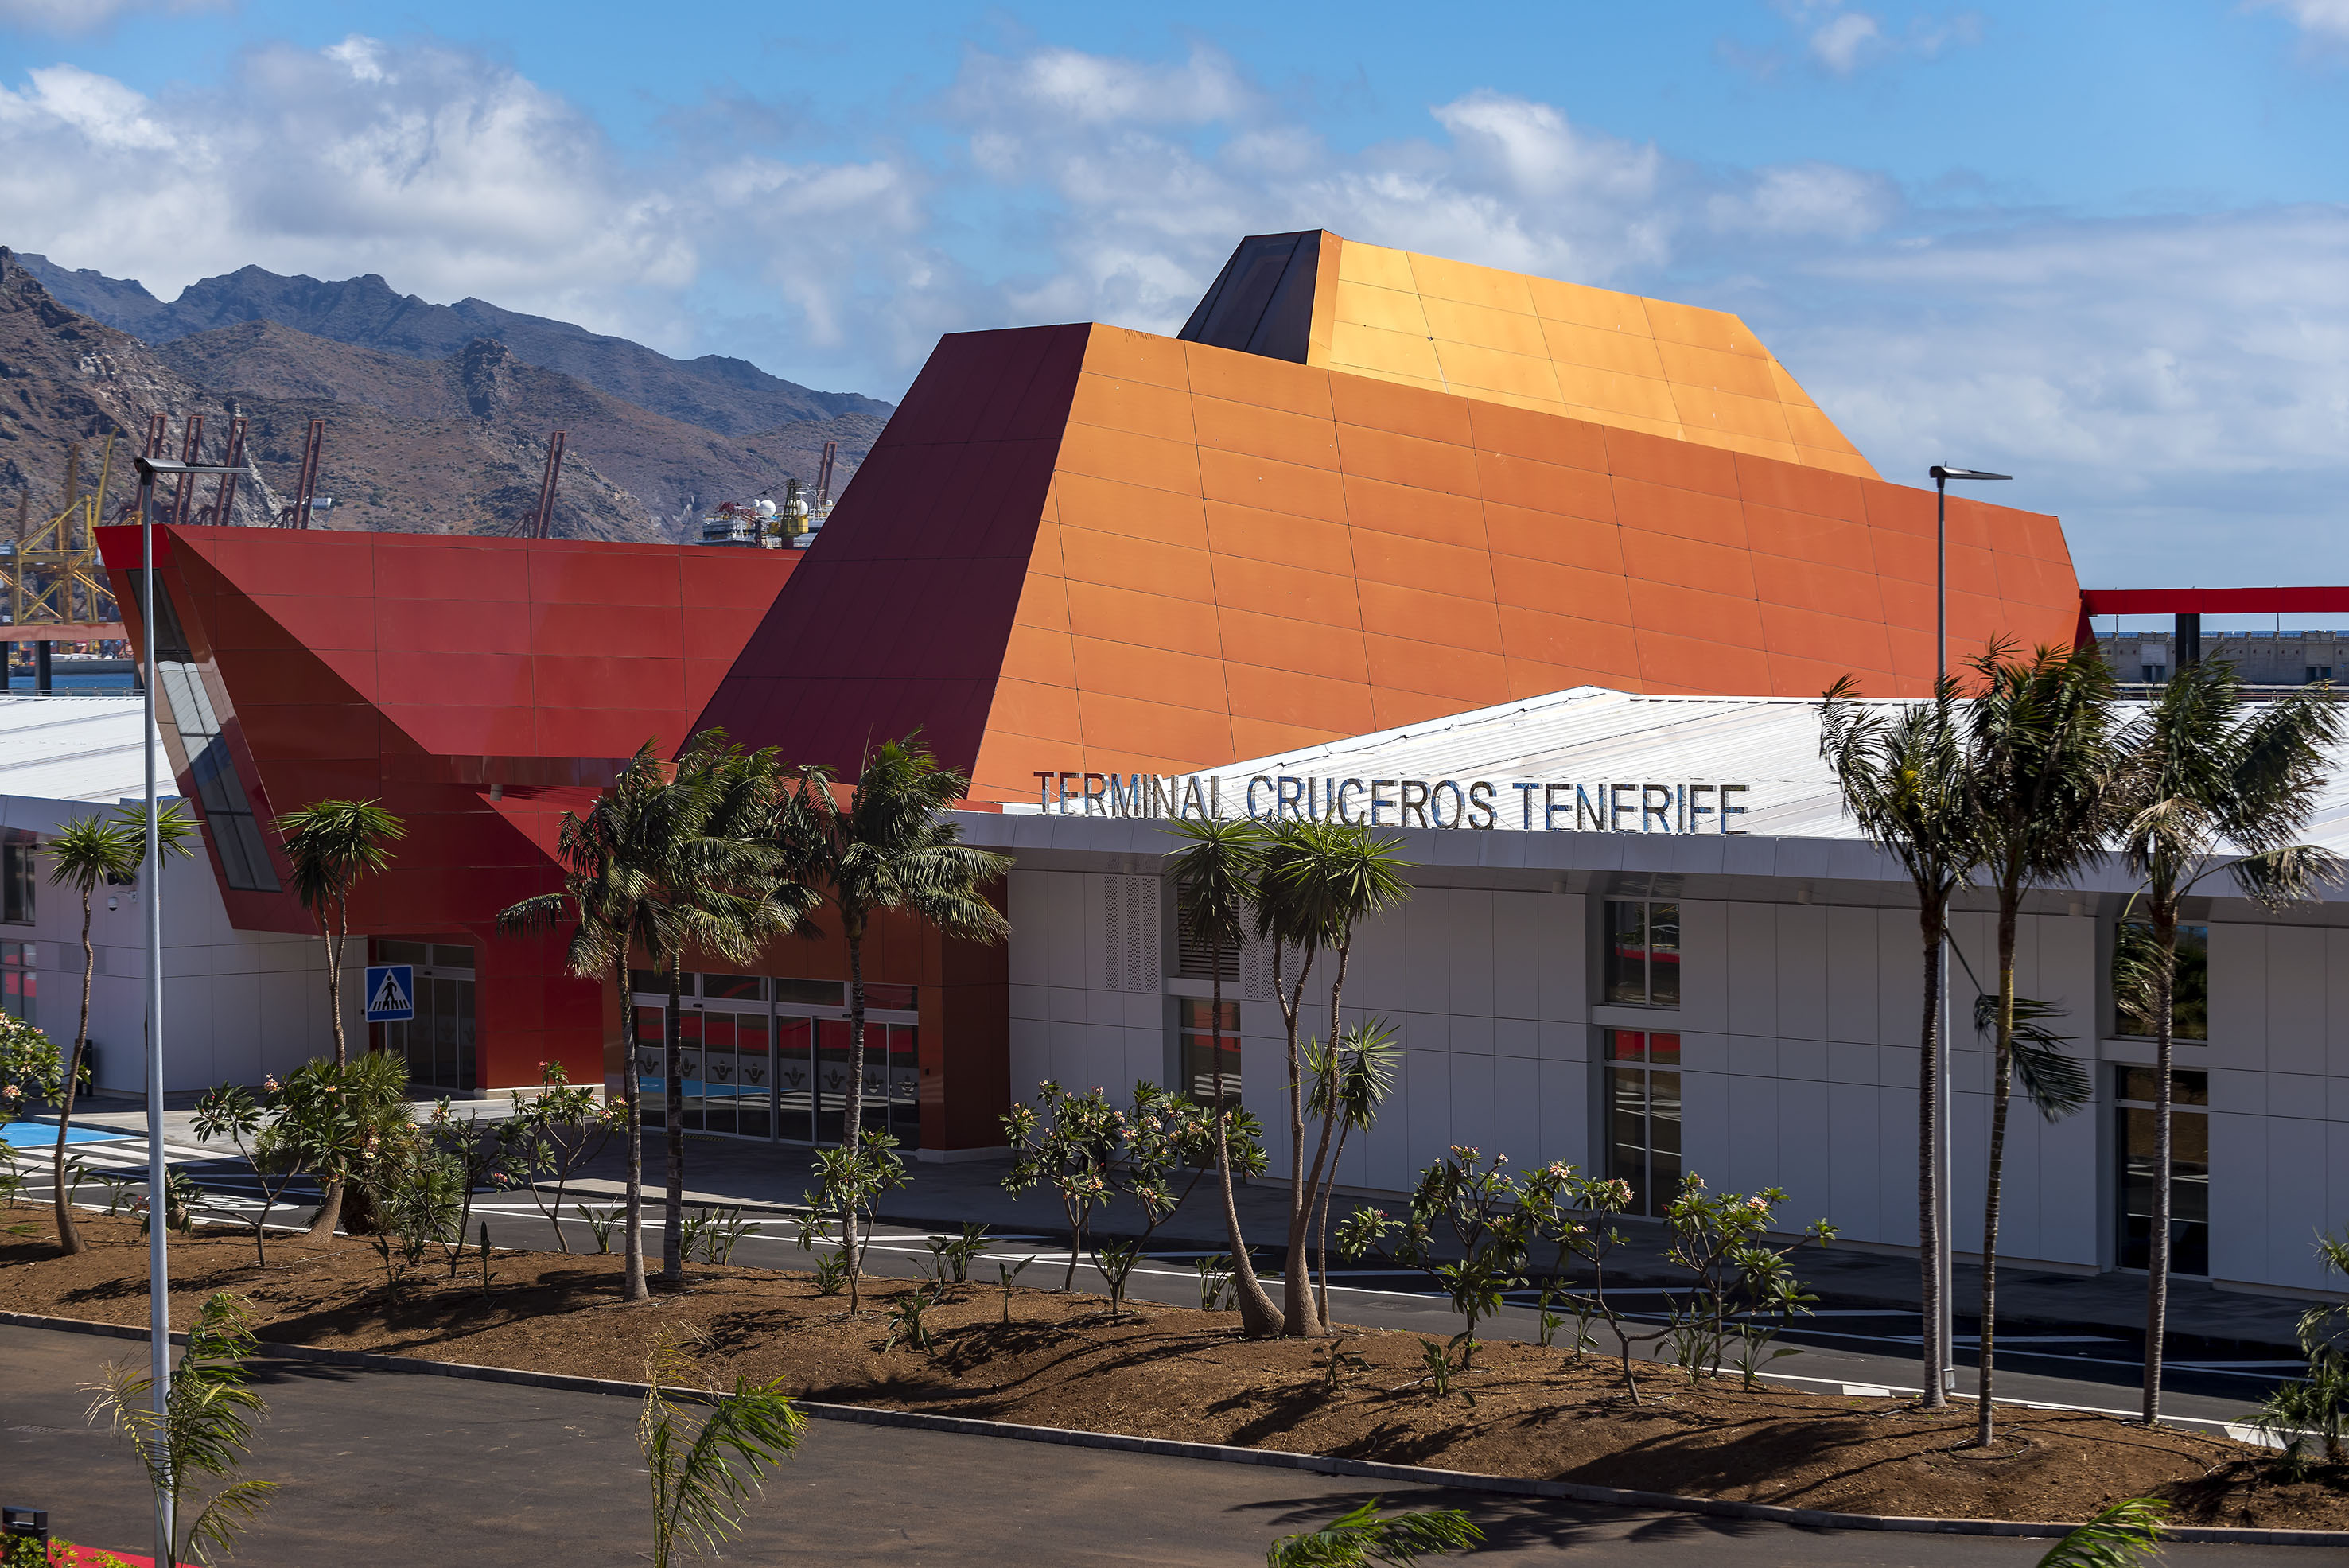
[1604,1028,1680,1216]
[2113,922,2207,1041]
[368,938,474,1093]
[2115,1067,2208,1276]
[1180,998,1243,1108]
[2140,664,2167,683]
[118,570,281,893]
[1,941,34,1024]
[1603,899,1679,1008]
[2,838,33,924]
[2308,666,2334,684]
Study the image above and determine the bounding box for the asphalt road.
[4,1323,2331,1566]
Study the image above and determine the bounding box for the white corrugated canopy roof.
[0,696,161,803]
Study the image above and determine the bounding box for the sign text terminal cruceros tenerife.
[1030,771,1752,834]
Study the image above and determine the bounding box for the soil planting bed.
[6,1215,2343,1529]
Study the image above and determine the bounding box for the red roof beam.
[2080,587,2349,616]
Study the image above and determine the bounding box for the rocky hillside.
[159,321,884,538]
[19,254,889,437]
[1,250,648,541]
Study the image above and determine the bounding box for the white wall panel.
[2266,927,2325,1075]
[1825,906,1877,1044]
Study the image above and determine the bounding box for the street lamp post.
[126,454,246,1568]
[1927,463,2009,1400]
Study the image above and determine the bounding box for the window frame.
[2111,920,2208,1042]
[1602,1027,1682,1216]
[1178,996,1243,1109]
[2113,1066,2210,1277]
[0,838,35,926]
[1601,897,1681,1010]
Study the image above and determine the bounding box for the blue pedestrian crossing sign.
[364,964,416,1022]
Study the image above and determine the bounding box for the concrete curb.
[8,1308,2339,1547]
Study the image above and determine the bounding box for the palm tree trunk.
[1975,895,2021,1446]
[305,901,348,1238]
[2142,901,2179,1424]
[1208,934,1280,1335]
[329,897,348,1066]
[1916,907,1944,1409]
[52,892,95,1255]
[842,921,867,1287]
[1274,942,1320,1336]
[662,955,685,1282]
[618,951,648,1303]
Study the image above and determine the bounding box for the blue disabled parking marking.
[2,1120,130,1148]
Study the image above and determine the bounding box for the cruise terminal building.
[8,230,2336,1297]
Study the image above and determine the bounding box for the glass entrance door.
[630,975,919,1150]
[371,940,476,1092]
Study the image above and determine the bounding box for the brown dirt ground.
[5,1214,2344,1530]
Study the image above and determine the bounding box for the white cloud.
[2250,0,2349,49]
[1809,11,1884,74]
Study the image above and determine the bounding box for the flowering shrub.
[1001,1080,1263,1312]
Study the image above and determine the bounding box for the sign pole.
[138,467,173,1568]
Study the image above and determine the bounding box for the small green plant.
[1196,1252,1235,1311]
[362,1146,463,1302]
[1321,1335,1368,1391]
[1341,1146,1534,1371]
[639,1326,806,1568]
[95,1172,136,1216]
[922,1224,990,1294]
[1403,1336,1475,1404]
[1266,1497,1481,1566]
[810,1252,851,1298]
[1094,1238,1146,1315]
[995,1256,1033,1324]
[2033,1497,2168,1567]
[694,1206,754,1265]
[193,1078,317,1266]
[578,1204,621,1254]
[139,1169,207,1239]
[883,1289,938,1354]
[496,1062,620,1256]
[802,1132,911,1313]
[85,1290,282,1568]
[60,1154,95,1208]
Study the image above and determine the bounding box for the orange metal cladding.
[694,320,2080,805]
[93,523,799,1087]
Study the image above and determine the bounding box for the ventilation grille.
[1101,875,1162,994]
[1177,904,1273,1001]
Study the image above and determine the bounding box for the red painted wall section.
[94,524,799,1090]
[688,325,1091,780]
[690,321,2085,804]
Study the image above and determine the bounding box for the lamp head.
[1928,465,2012,482]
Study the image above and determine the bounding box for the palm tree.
[277,798,404,1239]
[639,1325,806,1568]
[2109,659,2340,1425]
[276,799,406,1067]
[40,803,194,1255]
[1254,819,1411,1337]
[1166,815,1283,1336]
[1308,1018,1398,1325]
[643,733,809,1283]
[499,745,668,1302]
[1961,641,2116,1445]
[1819,675,1975,1408]
[771,736,1009,1285]
[1265,1499,1480,1567]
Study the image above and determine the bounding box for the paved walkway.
[5,1323,2328,1566]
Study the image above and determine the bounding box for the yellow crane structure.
[4,434,129,685]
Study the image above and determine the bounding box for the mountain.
[17,254,892,438]
[160,320,885,537]
[2,249,653,543]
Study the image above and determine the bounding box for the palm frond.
[2032,1496,2169,1568]
[1266,1498,1482,1567]
[1970,994,2090,1120]
[184,1477,283,1565]
[640,1325,803,1567]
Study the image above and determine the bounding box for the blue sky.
[4,0,2347,604]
